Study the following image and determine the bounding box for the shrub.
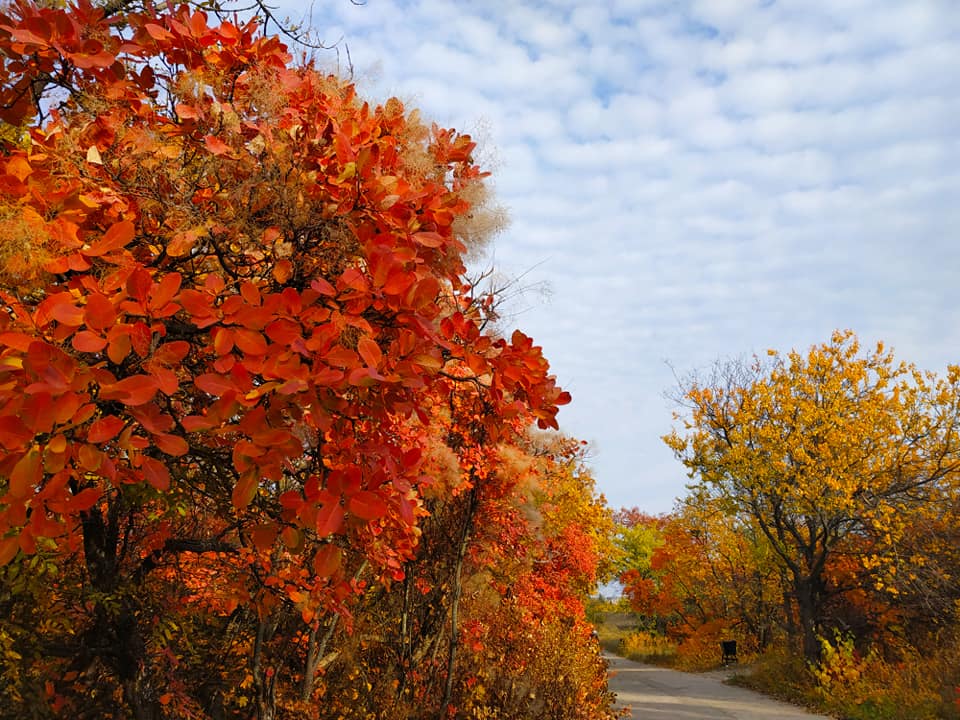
[810,632,941,720]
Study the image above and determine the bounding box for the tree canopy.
[664,330,960,662]
[0,2,616,718]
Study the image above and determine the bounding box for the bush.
[618,631,677,665]
[810,633,941,720]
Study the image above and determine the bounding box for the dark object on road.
[721,640,738,665]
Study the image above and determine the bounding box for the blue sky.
[273,0,960,513]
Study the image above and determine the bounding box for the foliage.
[617,631,677,665]
[810,632,941,720]
[664,330,960,663]
[0,2,613,718]
[631,330,960,716]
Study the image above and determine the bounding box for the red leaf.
[0,416,35,450]
[240,281,261,306]
[152,341,190,365]
[0,536,19,566]
[234,329,267,356]
[141,456,170,491]
[279,491,304,511]
[0,332,32,352]
[195,373,236,396]
[181,415,215,432]
[251,522,277,552]
[72,330,107,353]
[149,273,182,312]
[310,277,336,296]
[69,487,102,511]
[325,346,358,369]
[144,23,174,41]
[107,332,131,364]
[130,322,152,357]
[349,491,387,521]
[412,231,444,248]
[204,135,230,155]
[154,433,189,457]
[265,319,301,345]
[383,269,415,295]
[315,501,344,537]
[84,294,116,330]
[47,298,85,326]
[126,267,153,304]
[99,375,160,406]
[151,367,179,395]
[357,336,382,368]
[87,415,125,443]
[84,220,135,257]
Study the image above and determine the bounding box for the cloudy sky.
[272,0,960,513]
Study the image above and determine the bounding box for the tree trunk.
[439,486,478,719]
[794,576,822,664]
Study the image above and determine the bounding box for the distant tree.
[665,330,960,663]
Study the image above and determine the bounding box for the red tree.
[0,2,569,716]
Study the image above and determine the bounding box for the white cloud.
[272,0,960,513]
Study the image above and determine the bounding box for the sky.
[271,0,960,514]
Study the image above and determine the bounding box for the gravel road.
[605,654,834,719]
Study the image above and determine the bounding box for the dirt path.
[605,654,834,719]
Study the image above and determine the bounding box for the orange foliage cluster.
[0,2,614,718]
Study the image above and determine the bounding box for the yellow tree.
[665,330,960,663]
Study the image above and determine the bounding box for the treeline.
[617,331,960,719]
[0,2,615,718]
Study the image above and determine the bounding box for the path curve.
[605,654,833,719]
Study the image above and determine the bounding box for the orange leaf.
[204,135,230,155]
[9,448,42,498]
[412,231,444,248]
[144,23,174,41]
[99,376,160,406]
[313,544,342,577]
[149,273,182,312]
[272,260,293,283]
[0,536,19,566]
[357,336,382,368]
[154,433,189,457]
[84,294,116,330]
[78,443,104,471]
[43,294,84,326]
[72,330,107,353]
[232,469,259,509]
[84,220,135,257]
[234,329,267,356]
[107,332,131,364]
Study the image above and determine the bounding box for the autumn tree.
[0,2,575,717]
[665,330,960,663]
